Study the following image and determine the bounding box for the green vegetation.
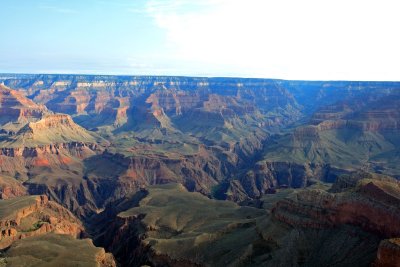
[20,221,46,233]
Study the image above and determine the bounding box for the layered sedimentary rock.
[269,174,400,266]
[0,194,113,266]
[2,75,304,132]
[1,75,399,204]
[0,75,399,266]
[272,178,400,237]
[6,143,236,218]
[92,184,267,267]
[0,84,47,132]
[0,195,84,249]
[227,162,346,201]
[0,175,26,199]
[93,181,395,267]
[256,87,400,185]
[0,86,113,217]
[0,137,104,217]
[8,114,104,147]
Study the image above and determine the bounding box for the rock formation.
[2,233,116,267]
[92,184,268,267]
[0,195,84,249]
[0,75,399,266]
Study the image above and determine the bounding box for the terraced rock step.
[1,233,116,267]
[0,195,83,249]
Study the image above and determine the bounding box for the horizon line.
[0,72,400,83]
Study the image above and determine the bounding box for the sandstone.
[0,195,84,249]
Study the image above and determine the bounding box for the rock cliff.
[0,84,47,132]
[272,178,400,237]
[0,195,84,249]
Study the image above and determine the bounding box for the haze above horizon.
[1,0,399,81]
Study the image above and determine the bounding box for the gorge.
[0,74,399,266]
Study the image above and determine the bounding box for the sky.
[1,0,399,80]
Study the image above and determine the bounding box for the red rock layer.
[272,181,400,238]
[0,195,84,249]
[0,177,26,199]
[0,84,47,124]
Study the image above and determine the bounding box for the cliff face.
[272,179,400,237]
[268,175,400,266]
[8,143,238,218]
[229,162,344,201]
[92,184,267,267]
[0,175,26,199]
[0,84,48,132]
[11,114,104,146]
[0,195,84,249]
[310,94,400,132]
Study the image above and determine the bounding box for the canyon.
[0,74,399,266]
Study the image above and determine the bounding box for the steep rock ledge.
[0,195,84,249]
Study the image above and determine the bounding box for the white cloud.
[145,0,400,80]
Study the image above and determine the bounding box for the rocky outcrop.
[310,94,400,132]
[0,84,48,131]
[25,113,78,130]
[0,195,84,249]
[272,179,400,238]
[228,162,346,201]
[0,142,100,182]
[146,89,205,116]
[93,184,266,267]
[0,175,26,199]
[11,114,104,146]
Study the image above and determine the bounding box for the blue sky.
[1,0,399,80]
